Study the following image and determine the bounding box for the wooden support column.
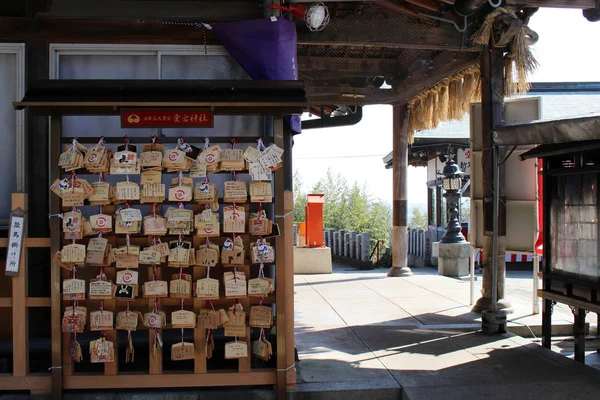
[541,299,553,349]
[472,45,511,312]
[49,113,63,400]
[12,193,28,377]
[274,114,295,399]
[388,104,413,277]
[573,308,587,363]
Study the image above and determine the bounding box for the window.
[0,44,25,222]
[50,44,262,139]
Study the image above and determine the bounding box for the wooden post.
[472,45,511,312]
[573,308,587,363]
[49,113,63,399]
[274,114,294,398]
[11,193,28,377]
[388,104,412,277]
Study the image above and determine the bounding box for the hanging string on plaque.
[126,301,135,363]
[67,263,83,362]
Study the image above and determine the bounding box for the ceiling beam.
[297,4,479,52]
[304,51,479,105]
[0,17,223,43]
[505,0,596,8]
[41,0,263,19]
[298,56,403,75]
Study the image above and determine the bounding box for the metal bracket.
[418,13,468,33]
[549,300,557,315]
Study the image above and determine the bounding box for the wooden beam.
[538,290,600,314]
[0,238,50,248]
[298,56,404,75]
[304,52,478,105]
[62,371,276,389]
[12,193,29,377]
[298,5,478,52]
[506,0,595,8]
[378,0,421,18]
[406,0,444,12]
[0,375,52,391]
[42,0,263,19]
[26,297,51,307]
[0,17,221,44]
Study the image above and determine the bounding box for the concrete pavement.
[294,264,600,400]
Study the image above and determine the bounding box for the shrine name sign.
[121,109,214,128]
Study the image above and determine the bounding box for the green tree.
[302,168,391,244]
[408,207,427,230]
[293,170,307,223]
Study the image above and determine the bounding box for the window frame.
[0,43,25,227]
[49,43,233,80]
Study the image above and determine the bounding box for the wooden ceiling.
[0,0,597,116]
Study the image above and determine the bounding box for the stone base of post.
[472,297,513,314]
[387,266,413,277]
[433,242,470,278]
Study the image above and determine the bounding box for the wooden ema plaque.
[51,134,290,392]
[171,342,195,361]
[90,338,115,363]
[171,310,196,328]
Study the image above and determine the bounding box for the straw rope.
[406,63,480,144]
[405,8,537,144]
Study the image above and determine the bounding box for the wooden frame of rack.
[13,79,303,400]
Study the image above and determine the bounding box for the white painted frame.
[0,44,26,195]
[49,43,232,79]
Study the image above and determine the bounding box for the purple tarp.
[212,17,301,133]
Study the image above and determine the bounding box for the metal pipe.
[492,145,499,311]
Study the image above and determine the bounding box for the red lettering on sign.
[121,109,213,128]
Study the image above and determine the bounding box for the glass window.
[0,47,23,221]
[550,173,599,282]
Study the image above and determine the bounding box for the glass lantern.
[440,159,466,244]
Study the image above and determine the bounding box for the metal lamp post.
[440,158,466,244]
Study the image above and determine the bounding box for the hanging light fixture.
[268,2,330,32]
[305,2,330,31]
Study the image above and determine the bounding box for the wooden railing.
[0,193,52,393]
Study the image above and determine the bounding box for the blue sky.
[292,8,600,207]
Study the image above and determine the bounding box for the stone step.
[7,381,403,400]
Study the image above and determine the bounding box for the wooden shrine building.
[0,1,598,399]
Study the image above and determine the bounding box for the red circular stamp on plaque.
[123,272,133,283]
[205,153,216,164]
[175,190,185,200]
[169,151,180,161]
[96,216,107,227]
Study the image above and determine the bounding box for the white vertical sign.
[5,210,25,276]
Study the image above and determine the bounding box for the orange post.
[305,194,325,247]
[297,222,306,247]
